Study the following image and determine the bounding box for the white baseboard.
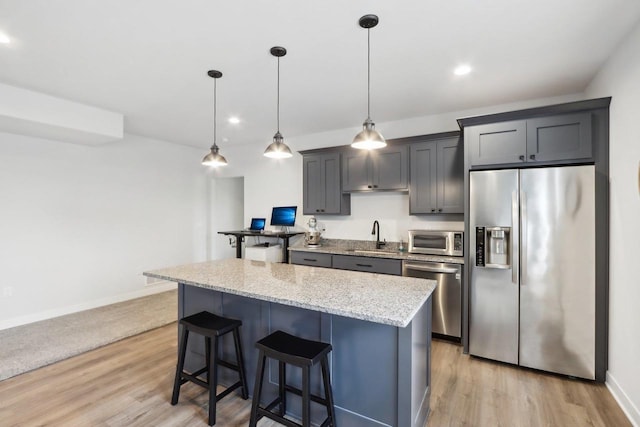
[607,371,640,427]
[0,281,177,331]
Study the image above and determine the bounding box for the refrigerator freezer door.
[519,165,596,379]
[469,169,520,364]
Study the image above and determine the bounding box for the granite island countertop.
[144,258,436,328]
[289,238,465,265]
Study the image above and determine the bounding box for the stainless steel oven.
[408,230,463,257]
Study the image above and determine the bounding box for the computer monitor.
[249,218,266,231]
[270,206,297,227]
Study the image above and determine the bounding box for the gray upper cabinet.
[437,138,464,213]
[342,145,408,192]
[303,152,350,215]
[467,113,593,167]
[467,120,527,166]
[526,112,592,162]
[342,151,370,191]
[410,136,463,214]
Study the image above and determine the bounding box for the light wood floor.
[0,323,630,427]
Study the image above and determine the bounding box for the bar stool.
[171,311,248,426]
[249,330,336,427]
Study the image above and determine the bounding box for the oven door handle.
[403,263,458,274]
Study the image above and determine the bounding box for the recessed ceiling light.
[454,64,472,76]
[228,117,240,124]
[0,33,10,44]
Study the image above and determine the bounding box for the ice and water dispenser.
[475,226,511,268]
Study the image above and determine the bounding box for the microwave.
[408,230,464,257]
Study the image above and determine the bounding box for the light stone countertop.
[289,238,465,265]
[144,258,436,328]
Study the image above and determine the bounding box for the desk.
[217,230,303,263]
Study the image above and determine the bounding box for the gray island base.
[144,259,436,427]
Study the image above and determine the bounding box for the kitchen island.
[144,258,436,427]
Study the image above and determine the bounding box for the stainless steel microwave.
[408,230,464,257]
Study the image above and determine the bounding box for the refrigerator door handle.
[520,190,527,286]
[511,190,519,284]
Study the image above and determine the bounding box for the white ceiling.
[1,0,639,150]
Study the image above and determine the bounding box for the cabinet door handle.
[367,185,372,189]
[519,155,525,161]
[529,154,536,160]
[303,258,317,262]
[373,185,378,188]
[316,209,320,212]
[438,208,443,212]
[431,209,436,212]
[356,263,373,268]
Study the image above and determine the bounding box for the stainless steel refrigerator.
[469,165,596,380]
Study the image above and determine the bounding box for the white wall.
[209,177,244,260]
[0,131,208,329]
[585,21,640,426]
[215,93,582,246]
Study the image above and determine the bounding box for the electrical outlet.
[2,287,13,298]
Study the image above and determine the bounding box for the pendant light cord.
[367,27,371,120]
[213,77,217,146]
[277,56,280,133]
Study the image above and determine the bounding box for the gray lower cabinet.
[467,112,593,167]
[410,137,463,214]
[290,251,402,276]
[303,152,350,215]
[289,251,332,268]
[332,255,402,276]
[342,145,408,192]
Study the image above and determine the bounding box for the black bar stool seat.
[249,330,337,427]
[171,311,248,426]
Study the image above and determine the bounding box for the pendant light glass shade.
[264,46,293,159]
[352,14,386,150]
[201,70,228,167]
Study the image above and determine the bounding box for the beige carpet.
[0,290,177,381]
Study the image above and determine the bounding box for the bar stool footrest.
[215,381,242,401]
[256,407,304,427]
[181,372,210,390]
[264,396,283,412]
[284,384,330,406]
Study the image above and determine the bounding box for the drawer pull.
[356,263,373,268]
[303,258,317,262]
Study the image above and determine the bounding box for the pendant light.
[264,46,293,159]
[202,70,228,167]
[352,14,386,150]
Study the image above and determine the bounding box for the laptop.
[248,218,266,231]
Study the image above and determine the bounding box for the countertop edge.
[143,270,426,328]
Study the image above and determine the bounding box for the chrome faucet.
[371,220,386,249]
